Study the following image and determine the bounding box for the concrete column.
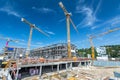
[84,61,87,66]
[57,64,59,73]
[66,63,68,70]
[70,62,72,70]
[86,61,88,66]
[15,59,19,80]
[59,64,62,70]
[51,65,53,71]
[78,62,81,67]
[90,61,92,66]
[87,61,89,66]
[39,66,42,79]
[66,63,68,79]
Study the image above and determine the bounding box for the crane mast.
[89,37,95,60]
[59,2,78,58]
[21,18,49,58]
[59,2,71,58]
[26,27,33,58]
[66,13,71,58]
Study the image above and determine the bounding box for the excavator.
[88,27,120,60]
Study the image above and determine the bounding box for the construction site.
[0,0,120,80]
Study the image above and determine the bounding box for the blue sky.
[0,0,120,51]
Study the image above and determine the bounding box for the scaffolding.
[31,43,77,59]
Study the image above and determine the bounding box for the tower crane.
[89,27,120,60]
[0,37,18,47]
[59,2,79,58]
[21,18,49,58]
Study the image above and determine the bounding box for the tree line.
[77,45,120,58]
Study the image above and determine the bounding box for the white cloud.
[93,0,102,16]
[0,8,21,18]
[58,18,65,22]
[45,30,55,35]
[0,1,21,18]
[91,16,120,30]
[32,6,56,13]
[76,0,102,28]
[77,7,96,27]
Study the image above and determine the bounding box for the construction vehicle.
[21,18,49,58]
[88,27,120,60]
[59,2,78,58]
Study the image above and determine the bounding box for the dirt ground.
[22,66,120,80]
[73,66,120,80]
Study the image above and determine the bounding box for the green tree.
[78,47,98,58]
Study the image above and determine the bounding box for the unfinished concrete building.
[31,43,77,59]
[4,46,26,59]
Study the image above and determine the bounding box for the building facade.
[96,47,107,56]
[96,47,108,61]
[31,43,77,59]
